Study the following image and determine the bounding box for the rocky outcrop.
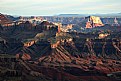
[21,55,121,81]
[39,46,74,63]
[74,38,121,59]
[36,21,57,31]
[18,21,34,30]
[0,13,13,26]
[86,16,104,28]
[0,38,23,54]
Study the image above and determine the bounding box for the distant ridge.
[1,12,121,18]
[57,13,121,18]
[57,14,88,17]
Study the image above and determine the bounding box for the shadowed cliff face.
[17,41,121,81]
[0,36,121,81]
[0,38,23,54]
[0,37,121,60]
[74,38,121,59]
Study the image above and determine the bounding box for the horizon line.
[1,12,121,17]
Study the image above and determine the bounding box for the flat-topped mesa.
[86,16,104,28]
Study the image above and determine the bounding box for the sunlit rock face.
[86,16,104,28]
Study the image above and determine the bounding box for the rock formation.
[86,16,104,28]
[0,13,13,26]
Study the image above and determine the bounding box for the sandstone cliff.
[86,16,104,28]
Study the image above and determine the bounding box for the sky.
[0,0,121,16]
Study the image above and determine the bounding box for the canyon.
[0,13,121,81]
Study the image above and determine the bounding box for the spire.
[112,17,120,26]
[114,17,118,24]
[58,23,61,33]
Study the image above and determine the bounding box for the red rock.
[0,13,13,26]
[22,53,31,60]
